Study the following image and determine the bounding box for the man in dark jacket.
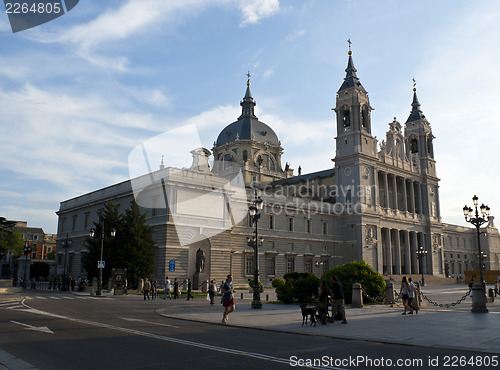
[330,275,347,324]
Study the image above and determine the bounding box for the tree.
[321,260,385,304]
[30,261,50,279]
[82,201,156,288]
[0,222,24,255]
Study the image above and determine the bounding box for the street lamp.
[90,223,116,296]
[23,242,32,289]
[463,195,490,288]
[61,233,72,291]
[416,245,427,287]
[247,190,264,309]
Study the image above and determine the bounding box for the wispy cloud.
[239,0,280,27]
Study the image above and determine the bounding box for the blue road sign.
[169,260,175,272]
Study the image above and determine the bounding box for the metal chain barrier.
[420,288,471,308]
[361,287,385,303]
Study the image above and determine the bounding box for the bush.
[275,272,320,304]
[276,280,294,304]
[293,274,320,302]
[248,279,261,288]
[321,260,385,304]
[271,278,285,289]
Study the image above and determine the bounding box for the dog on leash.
[300,304,317,327]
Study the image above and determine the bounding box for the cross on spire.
[246,71,251,86]
[412,77,416,91]
[347,38,352,51]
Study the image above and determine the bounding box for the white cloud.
[285,29,306,42]
[239,0,280,27]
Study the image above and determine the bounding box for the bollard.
[241,293,243,300]
[91,277,97,296]
[107,278,113,293]
[266,294,269,301]
[138,278,144,293]
[384,280,395,305]
[471,283,488,313]
[351,283,363,308]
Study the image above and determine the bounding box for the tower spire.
[406,78,425,123]
[338,40,365,92]
[239,71,257,119]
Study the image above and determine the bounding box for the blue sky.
[1,0,499,234]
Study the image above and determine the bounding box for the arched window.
[342,109,351,128]
[410,138,418,153]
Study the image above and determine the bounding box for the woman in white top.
[398,276,410,315]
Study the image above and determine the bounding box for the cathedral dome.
[215,117,279,147]
[215,79,280,148]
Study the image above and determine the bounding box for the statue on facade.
[195,248,205,273]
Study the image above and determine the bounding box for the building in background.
[56,49,500,285]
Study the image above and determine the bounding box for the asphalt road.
[0,290,497,370]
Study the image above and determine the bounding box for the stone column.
[402,178,408,213]
[409,180,415,214]
[385,228,393,275]
[384,172,390,209]
[391,175,398,210]
[410,232,418,274]
[393,229,401,275]
[417,183,423,216]
[403,230,411,275]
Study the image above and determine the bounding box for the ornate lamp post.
[463,195,490,287]
[90,223,116,296]
[23,242,32,289]
[247,191,264,309]
[416,245,427,287]
[61,233,72,291]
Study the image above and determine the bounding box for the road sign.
[169,260,175,272]
[98,261,105,269]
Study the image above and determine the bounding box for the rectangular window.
[246,255,253,275]
[305,258,313,273]
[61,218,66,233]
[322,221,328,235]
[306,219,311,233]
[323,259,329,274]
[72,215,77,231]
[84,213,90,229]
[288,217,294,232]
[267,257,275,276]
[287,257,295,273]
[269,215,274,230]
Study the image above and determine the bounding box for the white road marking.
[17,300,344,370]
[10,320,54,334]
[119,317,180,329]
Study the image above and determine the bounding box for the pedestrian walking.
[173,278,179,299]
[208,279,216,305]
[143,278,151,300]
[187,279,194,300]
[318,279,329,324]
[494,280,499,297]
[221,274,236,324]
[164,276,171,299]
[330,275,347,324]
[152,280,158,300]
[398,276,410,315]
[407,277,419,314]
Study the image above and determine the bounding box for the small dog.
[300,304,317,327]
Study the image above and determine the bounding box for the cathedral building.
[56,48,500,286]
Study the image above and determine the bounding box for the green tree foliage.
[82,201,156,288]
[0,217,23,255]
[271,278,285,289]
[321,260,385,304]
[275,272,320,303]
[30,261,50,279]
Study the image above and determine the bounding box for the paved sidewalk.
[158,297,500,355]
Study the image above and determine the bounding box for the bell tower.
[333,42,378,206]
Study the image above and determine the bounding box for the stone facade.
[55,50,500,286]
